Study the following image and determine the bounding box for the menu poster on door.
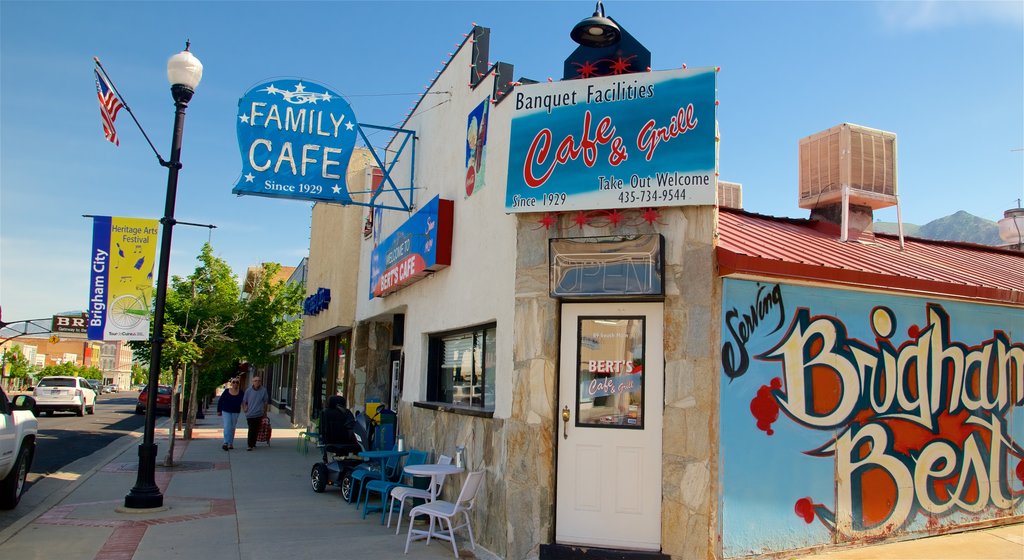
[576,317,645,428]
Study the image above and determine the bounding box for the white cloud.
[878,1,1024,31]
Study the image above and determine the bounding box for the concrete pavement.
[0,407,500,560]
[0,406,1020,560]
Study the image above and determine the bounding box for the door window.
[575,317,645,428]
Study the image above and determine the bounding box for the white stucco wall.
[354,39,517,419]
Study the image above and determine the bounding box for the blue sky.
[1,1,1022,324]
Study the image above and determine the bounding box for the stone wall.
[350,320,392,408]
[292,338,314,429]
[659,206,721,560]
[398,406,508,557]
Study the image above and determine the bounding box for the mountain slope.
[874,211,1001,245]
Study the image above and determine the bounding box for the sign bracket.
[355,124,417,212]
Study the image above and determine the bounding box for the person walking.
[217,378,244,450]
[241,375,269,451]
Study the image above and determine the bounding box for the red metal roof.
[717,207,1024,306]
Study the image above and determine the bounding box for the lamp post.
[570,1,621,48]
[124,42,203,509]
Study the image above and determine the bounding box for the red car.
[135,385,173,415]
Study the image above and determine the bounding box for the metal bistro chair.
[388,454,452,533]
[404,470,485,558]
[360,449,429,522]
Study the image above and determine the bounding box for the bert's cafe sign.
[234,79,359,203]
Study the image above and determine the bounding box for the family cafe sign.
[505,68,717,213]
[233,79,358,204]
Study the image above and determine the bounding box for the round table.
[402,463,463,502]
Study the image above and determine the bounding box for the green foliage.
[2,344,33,378]
[119,243,303,403]
[38,362,81,378]
[131,363,147,386]
[79,365,103,380]
[234,262,304,367]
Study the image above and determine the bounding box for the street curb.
[0,417,171,545]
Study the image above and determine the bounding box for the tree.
[2,345,32,379]
[131,363,147,386]
[165,243,241,441]
[234,262,304,368]
[39,362,79,378]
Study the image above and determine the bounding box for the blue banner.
[369,196,453,298]
[87,217,111,340]
[234,79,358,204]
[505,68,717,213]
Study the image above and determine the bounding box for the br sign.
[234,79,358,204]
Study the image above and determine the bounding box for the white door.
[556,302,663,550]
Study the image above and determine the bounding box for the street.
[29,391,145,484]
[0,390,146,532]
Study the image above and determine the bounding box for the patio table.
[401,463,464,545]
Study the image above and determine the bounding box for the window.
[428,324,496,410]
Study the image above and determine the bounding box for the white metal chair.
[404,470,485,558]
[388,454,452,533]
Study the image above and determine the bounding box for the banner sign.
[52,314,87,335]
[370,196,453,298]
[233,78,358,204]
[87,216,158,341]
[505,68,717,213]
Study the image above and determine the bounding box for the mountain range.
[874,210,1003,246]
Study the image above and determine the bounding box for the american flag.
[94,68,123,146]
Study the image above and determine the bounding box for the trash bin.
[376,408,397,451]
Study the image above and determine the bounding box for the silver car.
[32,376,97,416]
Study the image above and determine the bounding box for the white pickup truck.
[0,386,37,509]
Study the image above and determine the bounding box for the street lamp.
[570,1,621,48]
[124,42,203,510]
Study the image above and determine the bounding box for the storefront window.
[576,317,645,429]
[428,324,496,410]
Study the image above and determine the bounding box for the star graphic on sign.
[263,84,279,95]
[245,173,255,182]
[239,114,250,124]
[345,121,355,131]
[332,184,341,194]
[294,82,306,93]
[321,92,332,102]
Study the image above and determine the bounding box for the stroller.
[310,397,377,502]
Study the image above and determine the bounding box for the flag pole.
[93,57,168,166]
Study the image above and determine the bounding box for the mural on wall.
[465,98,489,197]
[720,279,1024,556]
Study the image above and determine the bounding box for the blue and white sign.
[234,79,358,204]
[505,68,717,213]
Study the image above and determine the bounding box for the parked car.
[86,379,102,395]
[32,376,97,416]
[0,386,37,509]
[135,385,173,415]
[102,385,114,394]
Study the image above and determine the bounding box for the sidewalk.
[1,407,1020,560]
[0,408,500,560]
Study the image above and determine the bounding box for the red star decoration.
[610,57,632,75]
[641,208,660,224]
[573,212,590,228]
[607,209,624,225]
[575,60,598,79]
[539,213,557,229]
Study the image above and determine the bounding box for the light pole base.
[124,443,163,509]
